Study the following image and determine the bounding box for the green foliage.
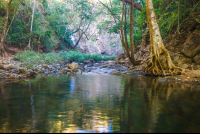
[138,0,200,39]
[13,50,116,66]
[0,0,96,51]
[103,55,116,61]
[98,0,145,47]
[99,0,200,47]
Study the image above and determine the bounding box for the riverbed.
[0,74,200,133]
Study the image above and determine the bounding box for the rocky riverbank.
[0,56,133,80]
[0,55,200,85]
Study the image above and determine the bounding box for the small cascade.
[70,35,76,46]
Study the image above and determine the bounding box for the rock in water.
[157,77,167,83]
[110,70,121,75]
[61,68,71,74]
[68,62,79,70]
[68,62,81,74]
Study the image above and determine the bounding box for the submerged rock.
[75,69,82,75]
[157,77,168,83]
[110,70,121,75]
[61,68,71,74]
[120,66,128,71]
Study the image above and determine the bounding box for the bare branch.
[119,0,142,11]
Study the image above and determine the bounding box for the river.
[0,74,200,133]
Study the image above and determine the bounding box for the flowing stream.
[0,74,200,133]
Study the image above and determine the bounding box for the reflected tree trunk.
[128,84,133,132]
[146,79,160,133]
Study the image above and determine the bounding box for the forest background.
[0,0,199,67]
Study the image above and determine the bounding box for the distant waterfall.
[70,35,76,46]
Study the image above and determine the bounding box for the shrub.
[13,50,116,66]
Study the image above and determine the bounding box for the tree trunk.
[143,0,182,76]
[72,19,92,49]
[119,0,142,11]
[6,7,16,38]
[100,0,137,65]
[120,0,131,59]
[28,0,36,50]
[0,0,13,57]
[124,3,129,51]
[130,0,136,65]
[119,0,137,65]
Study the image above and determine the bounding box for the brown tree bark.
[130,0,136,65]
[124,3,129,51]
[143,0,182,76]
[120,0,131,59]
[27,0,36,50]
[119,0,142,11]
[100,0,138,65]
[0,0,13,57]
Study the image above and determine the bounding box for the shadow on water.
[0,74,200,133]
[120,75,200,133]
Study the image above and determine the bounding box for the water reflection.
[0,74,200,133]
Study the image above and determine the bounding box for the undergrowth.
[13,50,116,66]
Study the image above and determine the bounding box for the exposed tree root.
[143,0,184,76]
[143,44,183,76]
[143,49,183,76]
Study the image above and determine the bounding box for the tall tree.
[99,0,140,65]
[27,0,36,50]
[120,0,138,65]
[130,0,136,65]
[143,0,182,76]
[0,0,13,57]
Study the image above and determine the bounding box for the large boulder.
[181,34,200,58]
[194,54,200,65]
[61,68,71,74]
[68,62,79,70]
[169,52,193,67]
[114,53,126,62]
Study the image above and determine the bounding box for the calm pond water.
[0,74,200,133]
